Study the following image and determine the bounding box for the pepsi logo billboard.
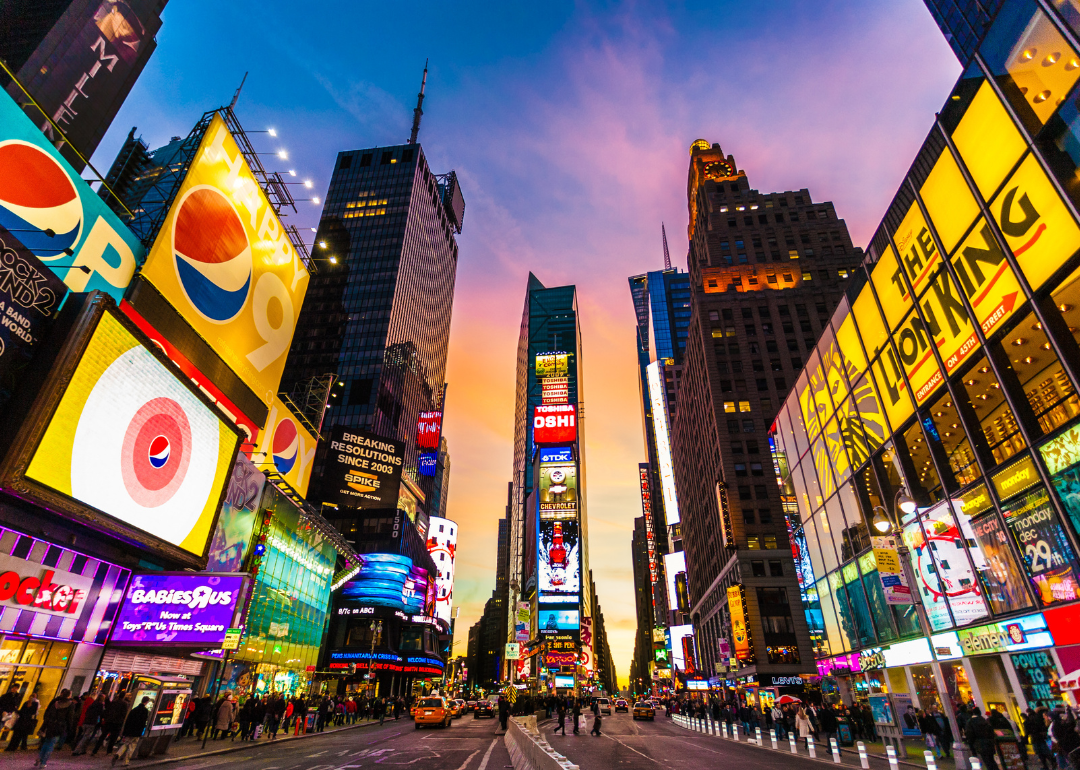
[251,395,316,498]
[0,92,145,301]
[533,404,576,445]
[14,304,240,561]
[133,113,309,411]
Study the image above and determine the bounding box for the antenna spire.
[662,222,671,270]
[229,72,248,111]
[408,59,428,145]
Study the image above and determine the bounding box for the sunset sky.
[93,0,962,688]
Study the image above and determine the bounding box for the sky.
[91,0,962,689]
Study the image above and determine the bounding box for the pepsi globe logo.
[0,140,81,258]
[172,186,252,323]
[272,417,299,475]
[122,398,192,507]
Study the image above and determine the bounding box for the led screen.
[206,453,265,572]
[538,463,577,517]
[426,516,457,624]
[338,553,432,615]
[664,551,685,615]
[539,608,579,634]
[647,361,679,524]
[131,113,309,407]
[669,624,694,670]
[24,310,239,557]
[417,411,442,450]
[536,352,568,377]
[533,404,576,444]
[539,518,580,595]
[252,395,317,498]
[111,573,246,646]
[322,426,405,508]
[554,675,575,688]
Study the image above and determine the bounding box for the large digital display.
[130,113,310,410]
[0,91,145,300]
[206,454,265,572]
[110,573,247,646]
[538,463,577,518]
[535,351,568,377]
[539,518,580,595]
[1003,487,1080,606]
[669,624,695,670]
[338,553,433,615]
[426,516,457,624]
[664,550,685,617]
[533,404,576,444]
[252,395,317,499]
[647,361,679,524]
[417,411,442,450]
[322,426,405,508]
[539,607,579,634]
[21,308,240,558]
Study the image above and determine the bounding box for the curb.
[668,715,937,770]
[133,719,385,767]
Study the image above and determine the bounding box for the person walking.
[918,709,943,759]
[553,701,566,735]
[5,693,38,753]
[72,693,107,755]
[1026,708,1053,770]
[499,696,510,733]
[92,695,127,756]
[113,696,151,767]
[819,704,838,750]
[966,707,1001,770]
[572,699,581,734]
[591,709,602,736]
[796,706,813,749]
[930,704,953,759]
[213,693,238,740]
[35,688,75,767]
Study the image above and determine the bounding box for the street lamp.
[871,488,966,765]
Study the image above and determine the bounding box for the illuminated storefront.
[771,0,1080,722]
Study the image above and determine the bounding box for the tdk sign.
[539,447,573,464]
[0,92,145,301]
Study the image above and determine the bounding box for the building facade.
[771,0,1080,720]
[670,139,863,701]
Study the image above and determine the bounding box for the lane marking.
[602,734,658,763]
[476,738,498,770]
[452,748,481,770]
[308,751,328,757]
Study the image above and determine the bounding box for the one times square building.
[771,0,1080,722]
[671,140,863,701]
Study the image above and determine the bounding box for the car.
[452,699,467,717]
[474,700,495,719]
[614,699,629,713]
[597,698,611,715]
[467,700,477,713]
[414,696,452,729]
[446,699,463,718]
[633,702,656,721]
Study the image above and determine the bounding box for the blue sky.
[91,0,962,686]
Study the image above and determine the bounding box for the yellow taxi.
[451,699,467,718]
[632,701,655,721]
[414,696,452,729]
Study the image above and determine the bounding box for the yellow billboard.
[135,113,310,408]
[950,217,1025,341]
[869,244,911,332]
[252,395,317,499]
[920,149,980,255]
[24,311,239,557]
[727,584,752,662]
[950,81,1026,200]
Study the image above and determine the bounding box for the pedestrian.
[918,709,943,759]
[819,704,838,749]
[572,699,581,734]
[591,711,602,736]
[238,697,254,740]
[113,696,151,767]
[35,688,75,767]
[499,696,510,733]
[92,695,128,756]
[930,704,953,759]
[1026,708,1053,770]
[5,692,37,753]
[796,706,812,749]
[72,692,107,754]
[554,701,566,735]
[213,692,238,740]
[966,707,1001,770]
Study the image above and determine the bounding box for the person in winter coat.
[571,699,581,734]
[1025,708,1053,770]
[237,698,255,741]
[966,707,1000,770]
[0,686,20,720]
[213,693,238,740]
[114,696,151,766]
[819,706,839,750]
[36,688,75,767]
[918,710,943,759]
[72,693,107,754]
[553,701,566,735]
[795,706,813,748]
[929,704,954,759]
[92,695,128,755]
[5,693,38,752]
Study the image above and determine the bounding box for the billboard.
[0,91,145,300]
[0,231,67,409]
[539,518,580,595]
[542,377,568,404]
[538,462,577,518]
[426,516,457,624]
[515,600,531,642]
[418,452,438,477]
[540,447,573,464]
[206,454,266,572]
[727,585,752,662]
[417,411,442,450]
[338,553,432,615]
[252,396,317,499]
[664,551,685,617]
[130,112,310,411]
[647,361,679,524]
[533,404,576,444]
[539,607,580,635]
[535,351,568,377]
[323,426,405,508]
[669,624,695,670]
[110,573,248,646]
[11,304,240,561]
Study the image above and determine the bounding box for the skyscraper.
[921,0,1003,63]
[670,139,862,684]
[0,0,168,170]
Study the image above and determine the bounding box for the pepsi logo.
[172,185,252,323]
[272,418,299,475]
[148,435,171,469]
[0,140,81,258]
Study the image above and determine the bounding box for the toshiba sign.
[534,404,577,444]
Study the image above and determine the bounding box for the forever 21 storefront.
[770,0,1080,727]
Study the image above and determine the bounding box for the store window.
[0,638,74,734]
[804,583,830,657]
[859,551,899,643]
[842,561,878,648]
[817,576,850,653]
[963,484,1035,614]
[1001,484,1080,605]
[925,390,980,487]
[1003,312,1080,437]
[958,354,1027,464]
[900,420,945,505]
[816,509,840,575]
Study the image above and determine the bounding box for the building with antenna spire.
[409,60,428,145]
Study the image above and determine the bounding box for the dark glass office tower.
[670,139,862,683]
[921,0,1004,64]
[0,0,168,170]
[281,143,464,523]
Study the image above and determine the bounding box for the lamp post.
[871,489,968,768]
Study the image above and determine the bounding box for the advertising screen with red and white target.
[24,311,240,557]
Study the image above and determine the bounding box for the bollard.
[770,729,777,749]
[808,736,816,759]
[756,727,763,746]
[711,719,717,736]
[831,737,841,764]
[925,750,938,770]
[886,744,899,770]
[857,741,869,770]
[970,759,982,770]
[789,733,798,754]
[734,723,740,741]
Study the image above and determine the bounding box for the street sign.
[222,628,242,650]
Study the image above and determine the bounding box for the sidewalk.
[3,715,389,769]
